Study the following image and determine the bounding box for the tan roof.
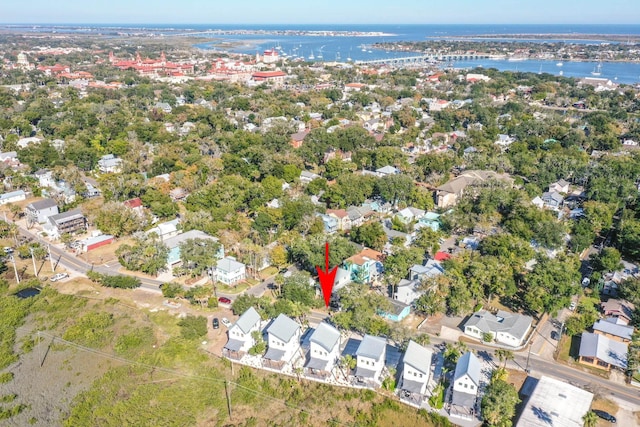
[346,248,384,266]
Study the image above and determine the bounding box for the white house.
[264,314,302,369]
[355,334,387,387]
[463,309,532,347]
[97,154,123,173]
[26,198,59,224]
[0,190,26,205]
[223,306,261,360]
[215,257,246,285]
[394,279,423,305]
[146,218,181,241]
[450,352,481,419]
[305,322,341,378]
[549,179,570,194]
[399,340,433,398]
[409,259,444,282]
[396,207,425,224]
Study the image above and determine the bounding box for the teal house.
[380,298,411,322]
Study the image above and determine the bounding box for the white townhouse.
[215,256,246,285]
[450,352,481,419]
[263,314,302,370]
[305,322,341,378]
[399,340,433,398]
[354,334,387,387]
[223,307,261,360]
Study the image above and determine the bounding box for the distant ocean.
[10,23,640,83]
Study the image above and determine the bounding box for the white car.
[569,301,577,311]
[221,317,232,328]
[50,273,69,282]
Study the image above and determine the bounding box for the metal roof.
[233,307,261,335]
[309,322,341,353]
[593,319,633,341]
[266,314,300,343]
[453,352,481,387]
[163,229,217,249]
[355,334,386,360]
[403,340,433,375]
[578,332,628,369]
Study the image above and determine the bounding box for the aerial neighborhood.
[1,22,640,427]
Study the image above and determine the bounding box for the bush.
[62,312,114,347]
[428,383,445,409]
[177,315,207,340]
[207,297,218,308]
[161,282,183,298]
[100,275,141,289]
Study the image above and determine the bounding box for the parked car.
[550,330,559,340]
[569,301,577,311]
[593,410,616,423]
[221,317,232,328]
[50,273,69,282]
[212,318,219,329]
[218,297,232,305]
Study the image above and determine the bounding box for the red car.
[218,297,232,304]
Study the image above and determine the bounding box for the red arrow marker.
[316,241,337,308]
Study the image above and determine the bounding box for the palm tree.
[495,349,514,369]
[582,410,598,427]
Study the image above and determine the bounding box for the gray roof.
[464,309,532,341]
[453,352,481,387]
[216,257,245,274]
[401,379,425,393]
[356,334,386,360]
[264,347,286,361]
[49,208,84,225]
[163,229,217,249]
[28,198,57,211]
[267,314,300,343]
[306,357,330,371]
[0,190,25,200]
[579,332,628,369]
[354,366,378,379]
[310,322,341,353]
[451,389,476,408]
[593,319,633,341]
[403,340,433,375]
[233,307,261,334]
[224,339,244,352]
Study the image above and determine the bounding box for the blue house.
[163,229,224,270]
[418,212,441,232]
[343,248,384,284]
[317,213,338,234]
[380,298,411,322]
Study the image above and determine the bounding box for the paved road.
[16,225,164,292]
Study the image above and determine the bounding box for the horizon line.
[2,22,639,26]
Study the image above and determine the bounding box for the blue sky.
[3,0,639,25]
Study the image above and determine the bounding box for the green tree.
[116,233,169,276]
[179,238,221,276]
[350,222,387,251]
[177,315,208,340]
[481,379,520,427]
[590,247,623,273]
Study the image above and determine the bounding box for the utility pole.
[224,380,232,420]
[525,340,534,373]
[48,244,54,272]
[11,255,19,284]
[30,247,37,278]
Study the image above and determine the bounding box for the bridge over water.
[354,54,500,66]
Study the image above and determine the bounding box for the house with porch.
[215,256,247,286]
[549,179,570,194]
[146,218,181,242]
[354,334,387,387]
[263,314,302,370]
[304,322,341,379]
[343,248,384,284]
[223,307,262,360]
[417,212,441,232]
[326,209,352,231]
[380,298,411,322]
[399,340,433,400]
[601,299,635,324]
[43,209,87,238]
[97,154,123,173]
[396,207,425,224]
[0,190,26,205]
[450,352,481,420]
[394,279,422,306]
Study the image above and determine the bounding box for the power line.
[34,331,348,425]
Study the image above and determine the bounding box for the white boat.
[591,62,602,76]
[308,52,315,60]
[559,70,564,76]
[556,62,563,66]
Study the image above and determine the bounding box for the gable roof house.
[541,191,564,210]
[399,340,433,399]
[97,154,123,173]
[549,179,570,194]
[592,318,634,342]
[464,309,532,347]
[601,299,635,324]
[354,334,387,387]
[0,190,26,205]
[215,256,247,286]
[394,279,423,306]
[396,207,425,224]
[146,218,181,242]
[578,332,628,371]
[304,322,342,379]
[344,248,384,284]
[26,198,59,224]
[409,259,444,282]
[223,306,262,360]
[450,351,481,419]
[264,314,302,370]
[436,170,513,208]
[326,209,352,231]
[43,208,87,238]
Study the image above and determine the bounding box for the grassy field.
[0,278,450,426]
